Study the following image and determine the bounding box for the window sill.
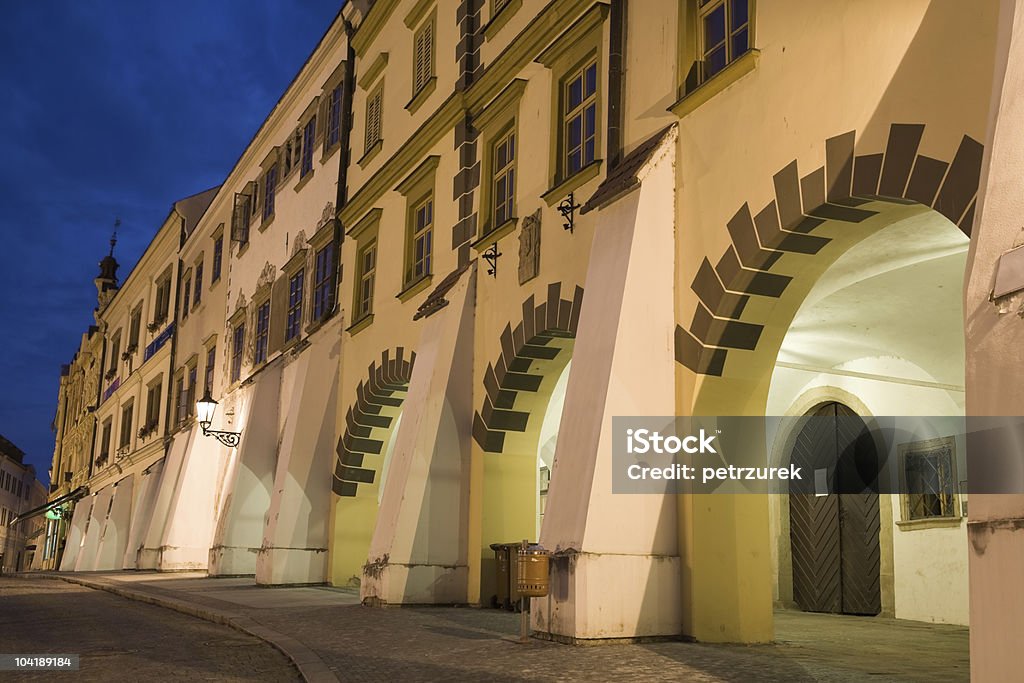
[258,214,275,233]
[670,49,760,119]
[294,170,314,194]
[542,160,603,207]
[896,516,963,531]
[483,0,522,41]
[346,313,374,336]
[236,241,251,258]
[406,76,437,116]
[306,310,337,336]
[473,217,518,251]
[320,141,341,166]
[397,274,433,302]
[359,139,383,169]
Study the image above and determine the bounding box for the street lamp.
[196,389,242,447]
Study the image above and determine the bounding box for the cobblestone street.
[0,577,300,682]
[3,573,970,682]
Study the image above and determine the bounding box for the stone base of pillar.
[531,551,682,642]
[361,562,469,605]
[158,546,209,571]
[255,546,327,585]
[208,545,257,576]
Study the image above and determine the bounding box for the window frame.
[263,164,278,223]
[357,240,377,321]
[253,299,271,366]
[696,0,751,84]
[193,257,204,308]
[312,242,338,323]
[301,116,317,178]
[412,12,436,97]
[286,269,305,342]
[211,230,224,283]
[204,344,216,395]
[407,193,434,286]
[230,321,245,384]
[118,400,134,450]
[364,82,384,159]
[898,436,961,525]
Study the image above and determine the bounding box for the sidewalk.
[32,572,968,682]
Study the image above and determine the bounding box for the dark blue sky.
[0,1,344,483]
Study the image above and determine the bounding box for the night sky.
[0,2,344,484]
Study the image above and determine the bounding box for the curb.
[43,574,339,683]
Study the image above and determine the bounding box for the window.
[301,117,316,177]
[413,17,434,95]
[186,364,198,418]
[204,346,216,394]
[212,235,223,283]
[129,305,142,351]
[286,270,304,341]
[231,323,245,383]
[193,260,204,307]
[154,272,172,325]
[493,0,512,13]
[492,129,516,228]
[108,331,121,377]
[181,271,192,319]
[698,0,750,82]
[357,241,376,319]
[313,243,337,321]
[119,401,134,449]
[365,85,383,154]
[144,381,161,433]
[263,165,278,221]
[254,301,270,365]
[901,437,959,521]
[174,374,186,426]
[326,84,342,150]
[562,59,598,178]
[408,195,433,284]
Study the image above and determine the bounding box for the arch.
[333,347,415,497]
[676,123,983,377]
[471,281,583,604]
[472,282,584,452]
[330,347,414,587]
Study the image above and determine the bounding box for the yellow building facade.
[44,1,1024,678]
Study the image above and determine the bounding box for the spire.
[95,218,121,308]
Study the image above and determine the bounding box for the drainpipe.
[162,219,184,452]
[91,329,107,482]
[607,0,627,169]
[330,19,357,318]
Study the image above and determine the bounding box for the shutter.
[231,192,247,243]
[267,275,290,355]
[231,181,256,242]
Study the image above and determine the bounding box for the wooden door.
[789,403,881,616]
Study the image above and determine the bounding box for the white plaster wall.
[93,476,134,571]
[767,358,969,626]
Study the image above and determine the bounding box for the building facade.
[42,1,1024,678]
[0,436,47,572]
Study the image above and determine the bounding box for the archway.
[677,123,979,640]
[472,283,583,604]
[330,347,414,586]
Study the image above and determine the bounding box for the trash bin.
[489,543,511,609]
[516,543,550,598]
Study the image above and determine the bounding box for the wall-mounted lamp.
[482,243,501,277]
[557,192,581,233]
[196,390,242,447]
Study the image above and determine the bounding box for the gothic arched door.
[789,402,881,615]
